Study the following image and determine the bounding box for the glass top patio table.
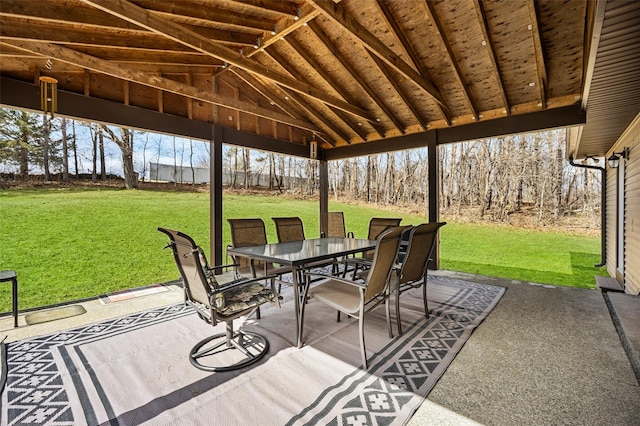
[227,237,376,266]
[227,237,376,348]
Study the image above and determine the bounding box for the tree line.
[0,109,601,227]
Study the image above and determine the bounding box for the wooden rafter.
[242,3,319,58]
[308,0,451,117]
[527,0,548,109]
[0,38,322,133]
[284,36,374,141]
[367,51,419,132]
[423,1,479,121]
[80,0,375,123]
[307,20,399,135]
[472,0,510,115]
[374,0,450,126]
[265,48,353,144]
[131,0,276,32]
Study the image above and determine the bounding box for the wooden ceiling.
[0,0,593,156]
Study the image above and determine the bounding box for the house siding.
[609,114,640,295]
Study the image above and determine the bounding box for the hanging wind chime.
[39,76,58,117]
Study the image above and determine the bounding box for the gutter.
[569,155,606,267]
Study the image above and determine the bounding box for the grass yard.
[0,187,607,313]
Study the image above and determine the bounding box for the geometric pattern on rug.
[286,277,505,425]
[1,305,191,426]
[1,276,504,426]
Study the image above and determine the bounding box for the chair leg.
[422,279,429,319]
[358,311,368,370]
[396,283,403,336]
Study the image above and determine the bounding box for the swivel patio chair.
[344,217,402,278]
[301,226,404,369]
[390,222,446,335]
[158,227,279,372]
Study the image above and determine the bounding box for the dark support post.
[428,132,440,269]
[210,125,224,267]
[319,158,329,237]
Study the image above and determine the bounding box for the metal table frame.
[227,237,376,348]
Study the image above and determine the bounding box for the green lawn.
[0,187,607,313]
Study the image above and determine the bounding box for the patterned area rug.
[0,275,504,425]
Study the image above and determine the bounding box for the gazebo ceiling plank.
[80,0,374,123]
[423,0,479,121]
[471,0,511,115]
[308,0,450,117]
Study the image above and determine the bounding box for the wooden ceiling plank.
[230,68,301,120]
[243,4,319,58]
[374,0,451,125]
[0,38,322,133]
[131,0,274,32]
[308,0,451,115]
[0,0,141,31]
[307,20,397,136]
[285,88,350,145]
[471,0,511,115]
[423,1,479,121]
[227,0,300,17]
[230,67,336,145]
[266,48,355,144]
[365,52,411,133]
[283,36,375,140]
[527,0,548,109]
[79,0,374,123]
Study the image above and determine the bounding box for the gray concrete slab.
[409,271,640,425]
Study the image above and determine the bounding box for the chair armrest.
[216,274,279,292]
[342,257,372,266]
[207,263,239,273]
[303,271,366,288]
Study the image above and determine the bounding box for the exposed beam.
[1,76,313,158]
[423,0,479,121]
[0,39,321,133]
[472,0,510,115]
[131,0,275,32]
[242,3,319,59]
[231,68,336,147]
[308,20,394,136]
[527,0,548,109]
[374,0,451,125]
[325,105,586,160]
[368,51,423,132]
[284,36,373,141]
[265,48,355,144]
[80,0,374,123]
[308,0,451,117]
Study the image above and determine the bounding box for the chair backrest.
[326,212,347,238]
[397,222,446,284]
[273,217,305,242]
[363,226,405,301]
[158,227,213,307]
[367,217,402,240]
[227,218,269,275]
[228,218,268,247]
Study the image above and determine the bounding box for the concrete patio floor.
[1,271,639,425]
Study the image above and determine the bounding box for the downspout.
[569,155,606,267]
